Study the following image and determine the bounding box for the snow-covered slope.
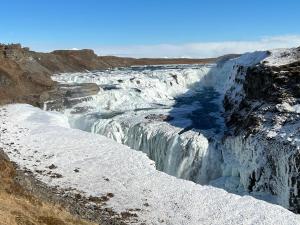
[1,104,300,224]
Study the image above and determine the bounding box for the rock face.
[0,44,54,105]
[41,83,100,111]
[226,60,300,134]
[221,47,300,213]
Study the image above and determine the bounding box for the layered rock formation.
[41,83,100,111]
[0,44,54,105]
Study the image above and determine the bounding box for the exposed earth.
[0,150,96,225]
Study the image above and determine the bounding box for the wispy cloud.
[95,35,300,58]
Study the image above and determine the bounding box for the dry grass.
[0,150,97,225]
[0,190,97,225]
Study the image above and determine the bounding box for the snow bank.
[1,104,300,225]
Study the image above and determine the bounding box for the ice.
[49,49,300,212]
[1,104,300,225]
[50,58,269,188]
[277,103,300,114]
[52,65,213,113]
[51,55,271,188]
[52,65,225,184]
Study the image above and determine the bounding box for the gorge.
[46,48,300,212]
[1,45,300,224]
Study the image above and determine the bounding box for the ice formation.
[1,104,300,225]
[53,64,225,184]
[50,48,300,212]
[52,54,271,186]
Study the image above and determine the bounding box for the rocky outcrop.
[225,52,300,134]
[0,44,54,105]
[41,83,100,111]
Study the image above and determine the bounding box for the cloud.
[95,35,300,58]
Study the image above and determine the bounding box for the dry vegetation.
[0,150,97,225]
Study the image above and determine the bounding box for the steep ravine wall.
[92,119,223,184]
[221,48,300,212]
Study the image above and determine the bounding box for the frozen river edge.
[1,104,300,225]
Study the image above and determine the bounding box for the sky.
[1,0,300,58]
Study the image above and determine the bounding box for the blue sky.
[1,0,300,57]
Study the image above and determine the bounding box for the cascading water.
[53,64,225,184]
[50,50,300,212]
[52,53,269,187]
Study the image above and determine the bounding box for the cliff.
[219,47,300,212]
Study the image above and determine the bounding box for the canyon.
[1,44,300,224]
[51,48,300,213]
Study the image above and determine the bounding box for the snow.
[91,113,222,184]
[276,103,300,114]
[52,64,213,112]
[1,104,300,225]
[209,47,300,211]
[51,65,225,185]
[49,49,300,213]
[264,48,300,66]
[50,50,299,195]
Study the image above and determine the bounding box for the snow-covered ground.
[1,104,300,225]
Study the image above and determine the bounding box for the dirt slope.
[0,150,97,225]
